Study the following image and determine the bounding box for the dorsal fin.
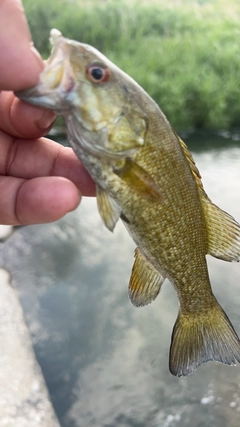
[177,135,240,261]
[201,197,240,261]
[178,135,206,194]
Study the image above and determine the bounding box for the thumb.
[0,0,43,91]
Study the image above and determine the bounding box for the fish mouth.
[15,29,76,112]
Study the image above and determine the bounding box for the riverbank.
[0,267,60,426]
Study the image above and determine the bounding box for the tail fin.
[169,303,240,377]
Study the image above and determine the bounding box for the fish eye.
[87,64,111,83]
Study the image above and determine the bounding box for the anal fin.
[96,186,121,232]
[129,248,165,307]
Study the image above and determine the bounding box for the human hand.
[0,0,95,226]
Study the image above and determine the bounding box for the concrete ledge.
[0,268,60,427]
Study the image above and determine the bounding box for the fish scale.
[16,29,240,377]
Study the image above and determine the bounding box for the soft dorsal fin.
[201,196,240,261]
[177,135,240,262]
[129,248,165,307]
[96,186,121,232]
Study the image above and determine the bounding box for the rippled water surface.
[1,133,240,427]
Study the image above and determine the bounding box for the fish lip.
[15,29,76,112]
[15,85,63,111]
[15,83,73,113]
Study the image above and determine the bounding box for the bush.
[23,0,240,131]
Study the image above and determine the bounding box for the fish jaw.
[16,29,79,113]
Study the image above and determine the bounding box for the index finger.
[0,91,56,139]
[0,130,96,196]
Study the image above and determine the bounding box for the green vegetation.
[23,0,240,131]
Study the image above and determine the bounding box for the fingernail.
[36,110,56,130]
[68,190,82,212]
[30,44,44,69]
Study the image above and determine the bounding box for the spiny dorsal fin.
[178,135,240,261]
[129,248,165,307]
[178,135,206,194]
[96,186,121,232]
[170,301,240,377]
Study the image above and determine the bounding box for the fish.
[16,29,240,377]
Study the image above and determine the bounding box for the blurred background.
[23,0,240,131]
[1,0,240,426]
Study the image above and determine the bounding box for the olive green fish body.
[16,29,240,377]
[77,100,212,313]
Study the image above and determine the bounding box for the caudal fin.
[169,303,240,377]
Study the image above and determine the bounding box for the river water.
[1,132,240,427]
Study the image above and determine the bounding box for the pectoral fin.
[129,248,165,307]
[114,159,162,201]
[96,186,121,231]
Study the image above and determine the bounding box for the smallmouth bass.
[16,29,240,377]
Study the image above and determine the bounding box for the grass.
[23,0,240,131]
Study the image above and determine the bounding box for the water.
[1,132,240,427]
